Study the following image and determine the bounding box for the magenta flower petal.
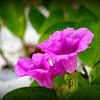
[62,53,77,73]
[15,64,26,77]
[62,28,75,54]
[53,53,77,73]
[38,28,94,74]
[75,28,94,52]
[38,31,63,55]
[15,57,35,77]
[61,28,94,54]
[15,53,55,89]
[53,61,66,76]
[25,70,54,88]
[49,31,62,41]
[32,53,45,69]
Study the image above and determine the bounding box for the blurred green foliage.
[0,0,26,38]
[69,86,100,100]
[89,61,100,80]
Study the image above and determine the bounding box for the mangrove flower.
[38,28,94,73]
[15,53,55,89]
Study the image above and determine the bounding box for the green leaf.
[30,79,40,87]
[2,86,57,100]
[39,21,77,43]
[45,0,65,11]
[54,74,66,87]
[65,4,99,22]
[78,73,88,87]
[39,8,64,34]
[44,21,77,34]
[41,0,52,9]
[69,86,100,100]
[75,18,100,67]
[39,32,50,43]
[80,0,100,18]
[89,61,100,80]
[90,76,100,85]
[78,5,99,21]
[28,0,39,8]
[0,1,26,38]
[29,8,46,33]
[64,4,79,22]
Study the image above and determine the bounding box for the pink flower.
[38,28,94,73]
[15,53,54,89]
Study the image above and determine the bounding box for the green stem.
[20,37,30,58]
[55,85,67,100]
[64,73,71,89]
[69,70,78,91]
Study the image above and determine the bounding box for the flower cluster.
[15,28,94,89]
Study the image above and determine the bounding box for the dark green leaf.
[2,86,57,100]
[69,86,100,100]
[0,1,26,38]
[44,21,77,34]
[65,4,99,22]
[41,0,52,9]
[78,73,88,87]
[90,76,100,85]
[80,0,100,18]
[41,0,64,12]
[54,74,66,87]
[39,8,64,34]
[78,5,99,22]
[89,61,100,80]
[30,79,40,87]
[28,0,39,8]
[64,4,79,22]
[29,8,46,33]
